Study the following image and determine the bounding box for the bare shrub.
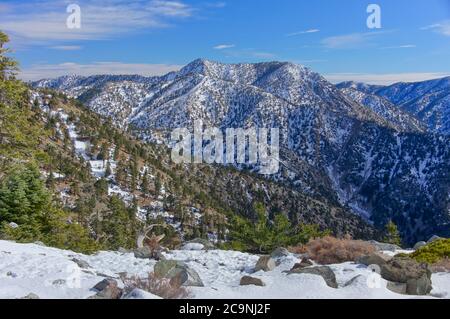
[303,236,376,264]
[121,272,190,299]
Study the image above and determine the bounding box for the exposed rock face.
[413,241,427,250]
[270,247,290,258]
[254,256,276,272]
[153,260,204,287]
[240,276,265,287]
[381,257,432,295]
[288,266,338,288]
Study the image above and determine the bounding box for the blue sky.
[1,0,449,84]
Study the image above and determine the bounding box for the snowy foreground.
[1,240,449,299]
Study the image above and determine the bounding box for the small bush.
[409,239,450,264]
[303,236,376,264]
[121,272,190,299]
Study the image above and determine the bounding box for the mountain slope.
[33,60,450,244]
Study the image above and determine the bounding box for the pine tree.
[384,220,402,246]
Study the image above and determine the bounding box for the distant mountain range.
[33,59,450,244]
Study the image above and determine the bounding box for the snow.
[1,240,449,299]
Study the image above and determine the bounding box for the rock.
[254,256,276,272]
[290,258,313,271]
[20,293,40,299]
[380,257,432,295]
[90,279,123,299]
[122,288,162,299]
[270,247,290,258]
[133,247,153,259]
[8,222,18,229]
[343,275,362,287]
[118,247,130,253]
[386,281,407,294]
[368,240,401,252]
[357,252,392,267]
[52,279,66,285]
[71,258,91,269]
[6,271,17,278]
[154,260,204,287]
[240,276,265,287]
[427,235,442,244]
[413,241,427,250]
[181,243,205,251]
[185,238,215,250]
[288,266,338,288]
[33,241,46,246]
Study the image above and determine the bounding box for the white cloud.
[19,61,183,81]
[0,0,194,45]
[324,72,450,85]
[421,20,450,36]
[50,45,82,51]
[213,44,235,50]
[321,31,389,49]
[381,44,416,49]
[286,29,320,37]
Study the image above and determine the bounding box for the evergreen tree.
[384,220,402,246]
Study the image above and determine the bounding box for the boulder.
[71,258,91,269]
[386,281,407,294]
[368,240,401,252]
[427,235,442,244]
[357,252,392,267]
[52,279,66,285]
[90,279,123,299]
[343,275,362,287]
[153,260,203,287]
[289,258,313,271]
[240,276,265,287]
[133,247,165,260]
[254,256,276,272]
[270,247,290,258]
[19,293,40,299]
[288,266,338,288]
[8,222,18,229]
[413,241,427,250]
[185,238,215,250]
[380,257,432,295]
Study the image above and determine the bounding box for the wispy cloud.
[324,72,450,85]
[381,44,416,49]
[213,44,235,50]
[0,0,194,45]
[19,61,183,81]
[421,20,450,36]
[286,29,320,37]
[321,32,383,49]
[50,45,83,51]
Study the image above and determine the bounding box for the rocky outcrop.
[240,276,265,287]
[254,256,276,272]
[153,260,204,287]
[288,266,338,288]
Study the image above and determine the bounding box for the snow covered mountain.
[33,59,450,244]
[338,77,450,135]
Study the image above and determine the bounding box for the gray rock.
[270,247,290,258]
[20,293,40,299]
[133,247,153,259]
[52,279,66,285]
[118,247,130,254]
[427,235,442,244]
[154,260,203,287]
[71,258,91,269]
[357,252,392,267]
[8,222,18,229]
[90,278,123,299]
[369,240,401,252]
[240,276,265,287]
[381,257,432,295]
[343,275,362,287]
[33,241,46,246]
[254,256,276,272]
[6,271,17,278]
[185,238,215,250]
[413,241,427,250]
[386,281,407,294]
[288,266,338,288]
